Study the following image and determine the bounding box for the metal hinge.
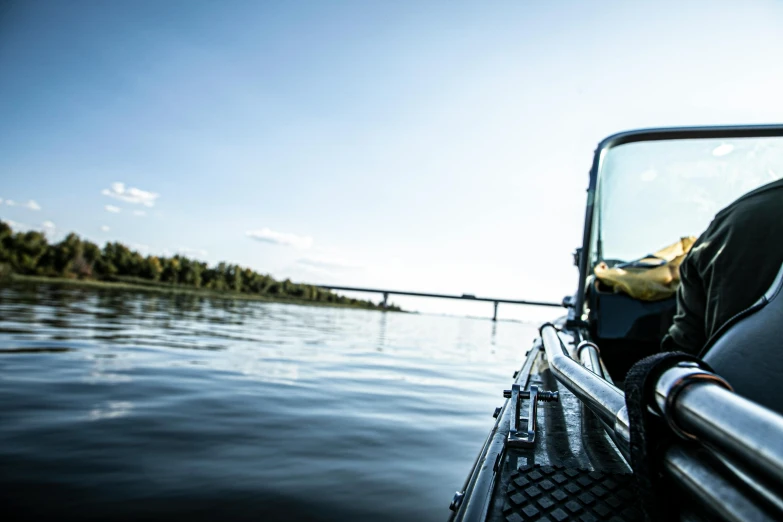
[503,384,559,447]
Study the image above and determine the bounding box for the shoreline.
[5,275,401,312]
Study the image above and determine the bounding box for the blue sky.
[2,1,783,320]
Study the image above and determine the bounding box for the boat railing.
[540,326,631,455]
[540,323,783,521]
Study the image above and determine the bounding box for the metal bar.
[545,325,783,516]
[576,341,603,378]
[664,445,780,522]
[574,340,633,463]
[315,285,562,307]
[572,147,600,321]
[566,335,783,489]
[715,450,783,516]
[540,324,630,454]
[593,125,783,152]
[542,324,783,519]
[671,383,783,494]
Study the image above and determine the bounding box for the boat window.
[592,136,783,266]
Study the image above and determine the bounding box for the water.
[0,283,544,521]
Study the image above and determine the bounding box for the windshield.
[593,136,783,265]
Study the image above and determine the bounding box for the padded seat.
[702,263,783,416]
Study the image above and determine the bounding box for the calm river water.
[0,283,545,521]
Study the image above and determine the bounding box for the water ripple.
[0,281,542,521]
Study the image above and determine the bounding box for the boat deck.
[452,337,643,522]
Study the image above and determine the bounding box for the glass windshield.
[593,136,783,265]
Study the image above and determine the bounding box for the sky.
[2,0,783,321]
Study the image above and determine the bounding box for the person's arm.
[662,240,708,354]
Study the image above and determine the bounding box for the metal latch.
[503,384,559,447]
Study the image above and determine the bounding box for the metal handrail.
[661,379,783,493]
[665,445,779,522]
[541,323,783,520]
[540,325,630,451]
[576,341,604,378]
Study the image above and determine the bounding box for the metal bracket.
[504,384,559,447]
[654,361,733,440]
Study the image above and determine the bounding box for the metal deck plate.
[501,464,641,522]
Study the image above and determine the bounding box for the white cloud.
[0,199,41,210]
[132,210,146,217]
[2,219,28,230]
[712,143,734,157]
[177,246,208,258]
[41,221,55,237]
[246,228,313,249]
[105,205,121,213]
[130,243,150,253]
[1,219,54,235]
[297,256,362,270]
[101,225,110,232]
[102,182,160,207]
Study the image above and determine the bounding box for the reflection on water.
[0,282,544,521]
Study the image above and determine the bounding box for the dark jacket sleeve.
[662,235,708,354]
[662,179,783,355]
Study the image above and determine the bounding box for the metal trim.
[673,383,783,495]
[576,341,603,378]
[653,363,733,440]
[664,445,781,522]
[539,324,630,457]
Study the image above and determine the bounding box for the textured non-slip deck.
[501,464,642,522]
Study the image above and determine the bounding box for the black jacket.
[663,177,783,354]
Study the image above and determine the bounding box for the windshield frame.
[571,124,783,324]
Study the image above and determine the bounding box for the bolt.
[450,491,465,511]
[503,390,512,398]
[493,407,502,418]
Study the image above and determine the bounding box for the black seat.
[702,263,783,416]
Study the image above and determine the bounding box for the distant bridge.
[315,285,563,321]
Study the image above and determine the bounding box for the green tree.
[100,242,132,277]
[141,256,163,281]
[179,257,203,288]
[160,257,180,284]
[9,230,49,275]
[128,251,145,277]
[0,220,391,310]
[0,222,12,263]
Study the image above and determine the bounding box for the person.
[662,177,783,355]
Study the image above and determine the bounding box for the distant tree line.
[0,221,398,310]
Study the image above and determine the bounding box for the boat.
[449,126,783,522]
